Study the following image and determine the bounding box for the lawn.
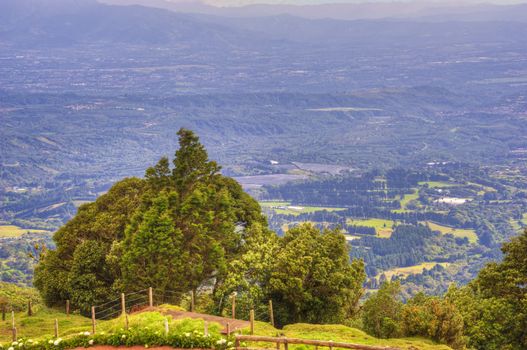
[423,221,478,243]
[346,218,397,238]
[0,225,50,238]
[376,262,450,281]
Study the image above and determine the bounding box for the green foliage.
[213,223,279,319]
[121,192,185,296]
[0,324,232,350]
[362,281,402,339]
[401,293,464,349]
[268,223,366,326]
[447,229,527,350]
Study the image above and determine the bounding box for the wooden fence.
[234,335,400,350]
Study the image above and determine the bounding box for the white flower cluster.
[216,338,227,345]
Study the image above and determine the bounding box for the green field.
[392,190,419,213]
[260,202,346,216]
[0,225,50,238]
[423,221,478,243]
[347,218,398,238]
[418,181,457,188]
[377,262,450,281]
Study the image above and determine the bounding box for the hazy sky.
[201,0,527,5]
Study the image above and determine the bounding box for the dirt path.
[137,307,250,334]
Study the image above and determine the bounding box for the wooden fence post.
[11,311,16,341]
[226,322,231,336]
[149,287,153,308]
[204,321,209,336]
[125,314,129,330]
[235,338,240,350]
[1,303,6,321]
[284,337,288,350]
[91,306,96,334]
[27,300,32,316]
[191,290,195,312]
[231,294,236,319]
[121,293,126,316]
[164,318,169,336]
[66,300,70,316]
[54,319,59,338]
[269,300,274,327]
[250,309,254,335]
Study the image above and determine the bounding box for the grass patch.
[392,190,419,213]
[418,181,457,188]
[279,323,451,350]
[0,307,93,342]
[0,225,49,238]
[376,263,450,281]
[346,218,397,238]
[0,308,223,343]
[423,222,477,243]
[261,202,346,216]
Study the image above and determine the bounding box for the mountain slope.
[0,0,259,48]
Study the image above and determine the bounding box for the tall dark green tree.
[120,192,185,295]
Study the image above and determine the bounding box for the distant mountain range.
[2,0,527,48]
[101,0,527,22]
[0,0,263,48]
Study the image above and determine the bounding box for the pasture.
[423,221,478,243]
[347,218,398,238]
[0,225,49,238]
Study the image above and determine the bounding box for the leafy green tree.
[362,281,402,338]
[213,223,279,319]
[35,177,146,311]
[448,229,527,350]
[68,240,115,312]
[402,292,465,349]
[268,223,366,326]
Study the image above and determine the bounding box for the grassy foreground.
[1,306,451,350]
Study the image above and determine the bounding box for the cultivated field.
[0,225,50,238]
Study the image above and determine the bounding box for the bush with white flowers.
[6,327,234,350]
